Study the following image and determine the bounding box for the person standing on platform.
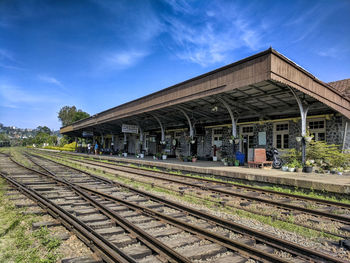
[94,142,99,155]
[87,143,91,154]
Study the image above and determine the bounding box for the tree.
[36,126,51,135]
[58,106,90,127]
[72,110,90,123]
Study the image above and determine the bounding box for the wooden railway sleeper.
[25,152,349,262]
[0,172,135,263]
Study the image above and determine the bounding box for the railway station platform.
[42,150,350,194]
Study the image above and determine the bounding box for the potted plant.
[288,161,296,172]
[303,129,314,142]
[229,135,241,144]
[295,161,303,173]
[192,155,197,162]
[222,158,228,166]
[227,157,234,166]
[229,136,234,144]
[153,152,161,160]
[281,164,288,171]
[337,167,344,176]
[303,160,313,173]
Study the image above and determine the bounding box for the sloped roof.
[328,78,350,99]
[60,48,350,135]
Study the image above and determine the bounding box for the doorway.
[240,126,254,162]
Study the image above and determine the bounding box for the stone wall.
[327,116,344,145]
[95,114,350,157]
[194,115,350,158]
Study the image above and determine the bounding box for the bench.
[248,148,273,168]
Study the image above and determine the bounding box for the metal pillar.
[152,115,165,142]
[101,134,104,148]
[123,133,127,152]
[74,137,78,152]
[290,88,309,164]
[138,125,144,154]
[179,109,194,156]
[111,134,115,152]
[218,98,238,156]
[342,120,349,153]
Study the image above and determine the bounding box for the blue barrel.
[235,151,245,165]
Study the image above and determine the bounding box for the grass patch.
[0,177,62,263]
[44,151,350,204]
[62,152,350,205]
[34,154,339,241]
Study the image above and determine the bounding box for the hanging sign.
[82,131,93,137]
[258,131,266,145]
[122,124,139,134]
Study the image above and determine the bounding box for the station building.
[60,48,350,162]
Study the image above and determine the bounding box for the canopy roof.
[328,78,350,99]
[61,48,350,137]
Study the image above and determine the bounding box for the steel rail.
[78,184,291,263]
[8,156,191,263]
[0,171,135,263]
[40,152,350,225]
[22,154,287,263]
[27,152,348,263]
[50,151,350,209]
[30,152,349,239]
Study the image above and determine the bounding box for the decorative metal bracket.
[152,115,165,142]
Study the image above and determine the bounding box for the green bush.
[284,140,350,170]
[306,140,350,170]
[43,141,76,152]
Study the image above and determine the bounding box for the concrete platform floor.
[44,150,350,194]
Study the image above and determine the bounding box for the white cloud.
[92,0,163,72]
[103,50,148,70]
[316,46,348,59]
[38,75,63,87]
[285,4,340,43]
[0,84,59,108]
[163,2,264,66]
[166,0,193,14]
[0,49,13,61]
[0,48,25,70]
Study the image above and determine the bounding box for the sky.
[1,0,350,130]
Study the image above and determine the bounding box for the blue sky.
[1,0,350,130]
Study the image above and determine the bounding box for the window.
[275,123,288,131]
[308,119,326,141]
[242,126,253,133]
[240,126,254,151]
[175,131,183,138]
[212,128,223,147]
[274,122,289,149]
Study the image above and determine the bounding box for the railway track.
[8,151,348,262]
[34,150,350,239]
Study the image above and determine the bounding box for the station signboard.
[82,131,94,137]
[122,124,138,134]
